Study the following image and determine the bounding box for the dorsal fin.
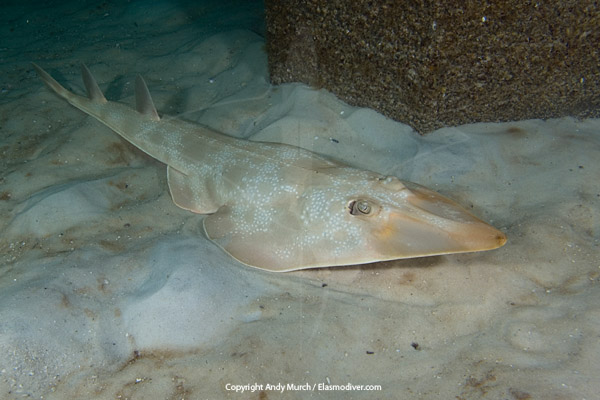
[80,64,107,103]
[135,75,160,121]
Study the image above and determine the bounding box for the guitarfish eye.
[349,199,372,215]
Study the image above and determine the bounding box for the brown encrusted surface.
[265,0,600,134]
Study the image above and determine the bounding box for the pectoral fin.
[203,205,320,272]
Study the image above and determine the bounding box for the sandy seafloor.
[1,1,599,399]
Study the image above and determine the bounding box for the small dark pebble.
[321,283,328,288]
[411,342,419,350]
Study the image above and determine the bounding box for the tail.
[32,63,107,106]
[32,63,170,165]
[32,63,160,122]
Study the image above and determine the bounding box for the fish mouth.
[376,182,507,258]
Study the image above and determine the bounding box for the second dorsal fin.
[81,64,107,103]
[135,75,160,121]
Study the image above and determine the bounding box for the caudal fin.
[32,63,72,100]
